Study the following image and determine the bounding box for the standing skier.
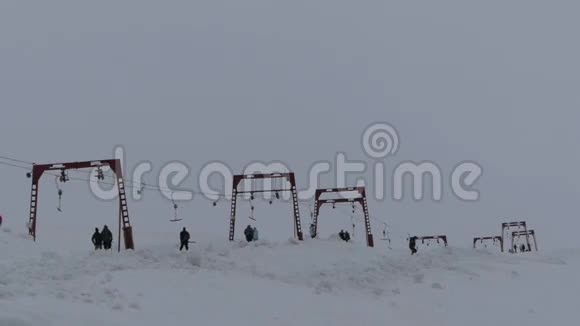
[309,223,316,239]
[180,227,190,251]
[409,236,418,255]
[91,228,103,250]
[101,225,113,250]
[344,231,351,242]
[244,225,254,242]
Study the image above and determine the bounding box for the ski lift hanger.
[169,192,182,222]
[55,175,64,212]
[51,165,107,214]
[239,182,278,222]
[248,196,256,221]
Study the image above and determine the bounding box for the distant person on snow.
[309,223,316,239]
[409,236,418,255]
[91,228,103,250]
[179,227,190,251]
[520,244,527,253]
[252,226,259,241]
[244,225,254,242]
[344,231,351,242]
[101,225,113,250]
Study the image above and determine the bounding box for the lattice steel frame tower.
[228,172,303,241]
[312,187,374,247]
[501,221,530,252]
[27,159,134,252]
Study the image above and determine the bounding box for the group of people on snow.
[307,224,352,243]
[244,225,259,242]
[511,243,531,253]
[91,225,113,250]
[338,229,351,242]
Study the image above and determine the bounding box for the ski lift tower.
[512,230,538,252]
[27,159,134,252]
[501,221,530,253]
[228,172,303,241]
[312,186,374,247]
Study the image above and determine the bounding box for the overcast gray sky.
[1,1,578,249]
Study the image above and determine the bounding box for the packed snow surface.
[1,226,578,326]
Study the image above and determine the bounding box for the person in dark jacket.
[309,223,316,239]
[101,225,113,250]
[180,227,190,251]
[244,225,254,242]
[91,228,103,250]
[409,236,418,255]
[344,231,351,242]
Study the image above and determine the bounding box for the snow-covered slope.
[1,226,578,326]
